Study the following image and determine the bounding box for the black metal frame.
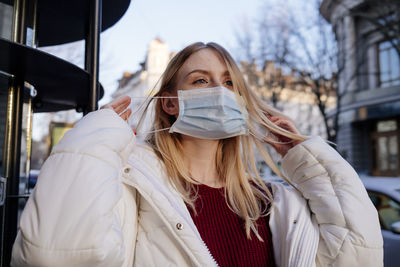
[0,0,102,265]
[0,1,27,265]
[85,0,102,113]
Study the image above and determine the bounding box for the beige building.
[113,38,173,133]
[241,61,336,138]
[114,39,335,140]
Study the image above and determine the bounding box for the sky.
[33,0,264,140]
[97,0,263,105]
[33,0,328,140]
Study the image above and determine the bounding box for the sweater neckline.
[196,183,224,190]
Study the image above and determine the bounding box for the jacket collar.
[122,145,219,266]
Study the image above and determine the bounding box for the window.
[377,120,397,132]
[371,119,400,176]
[368,191,400,230]
[0,2,13,40]
[378,40,400,88]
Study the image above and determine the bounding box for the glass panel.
[0,74,8,177]
[19,96,35,196]
[371,138,377,170]
[390,47,400,85]
[380,41,392,50]
[0,2,13,40]
[378,136,388,171]
[26,28,35,47]
[377,120,397,132]
[389,136,398,171]
[379,40,400,87]
[368,192,400,230]
[393,79,400,86]
[381,81,390,88]
[379,47,390,83]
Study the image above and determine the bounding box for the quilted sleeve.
[281,136,383,267]
[11,108,137,267]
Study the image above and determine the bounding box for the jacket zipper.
[123,158,219,266]
[200,239,219,266]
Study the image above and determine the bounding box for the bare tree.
[346,0,400,55]
[235,0,341,142]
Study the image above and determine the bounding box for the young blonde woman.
[11,42,383,267]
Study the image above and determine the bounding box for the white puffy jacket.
[11,109,383,267]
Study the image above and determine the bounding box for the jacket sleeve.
[11,109,137,267]
[281,136,383,267]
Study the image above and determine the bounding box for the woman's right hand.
[100,95,132,121]
[264,115,302,157]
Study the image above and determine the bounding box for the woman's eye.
[193,78,207,84]
[225,80,233,87]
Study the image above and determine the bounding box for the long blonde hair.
[140,42,307,240]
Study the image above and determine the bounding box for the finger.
[267,121,296,143]
[269,117,288,128]
[263,135,277,144]
[264,136,286,154]
[100,96,131,111]
[271,119,299,135]
[112,96,131,114]
[269,116,292,125]
[101,96,131,113]
[268,116,280,122]
[275,133,293,143]
[263,136,278,147]
[268,119,290,134]
[274,119,291,131]
[120,108,132,121]
[264,136,290,156]
[264,135,291,145]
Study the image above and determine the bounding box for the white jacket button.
[124,167,131,174]
[176,223,184,230]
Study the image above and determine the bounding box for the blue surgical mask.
[132,88,293,144]
[169,86,248,139]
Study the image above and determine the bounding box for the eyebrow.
[184,69,209,78]
[184,69,230,79]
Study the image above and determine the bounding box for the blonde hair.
[139,42,307,240]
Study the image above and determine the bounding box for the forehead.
[178,48,229,75]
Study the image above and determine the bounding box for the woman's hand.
[100,95,132,121]
[264,116,302,157]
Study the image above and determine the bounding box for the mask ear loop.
[249,130,295,145]
[135,127,171,137]
[247,118,295,145]
[130,96,178,99]
[130,95,178,136]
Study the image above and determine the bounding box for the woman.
[11,42,383,267]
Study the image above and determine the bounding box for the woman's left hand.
[264,116,302,157]
[100,95,132,121]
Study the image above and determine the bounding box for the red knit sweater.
[188,184,276,267]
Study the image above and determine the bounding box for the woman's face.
[161,48,233,116]
[175,48,233,91]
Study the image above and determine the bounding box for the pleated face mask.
[168,86,248,139]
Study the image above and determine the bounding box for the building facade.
[113,38,172,133]
[241,61,336,139]
[115,39,333,140]
[321,0,400,176]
